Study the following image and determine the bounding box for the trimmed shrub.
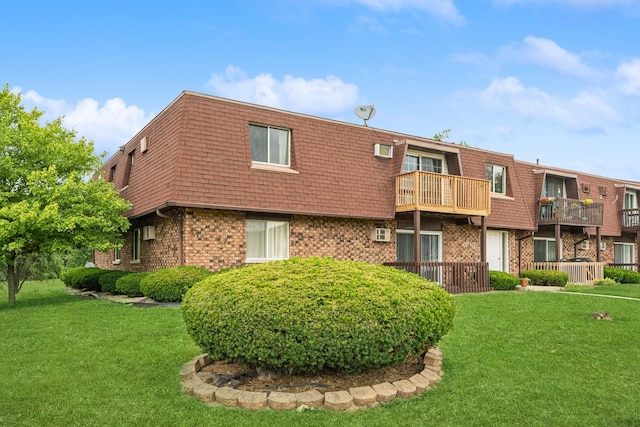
[140,266,212,302]
[595,278,617,286]
[489,270,520,290]
[69,267,107,291]
[520,269,569,287]
[98,271,132,293]
[59,266,86,287]
[182,257,456,374]
[604,267,640,284]
[115,272,149,297]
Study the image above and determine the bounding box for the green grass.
[563,283,640,299]
[1,281,640,426]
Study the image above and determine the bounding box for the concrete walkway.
[521,285,640,301]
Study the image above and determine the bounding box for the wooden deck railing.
[395,171,491,216]
[538,198,603,226]
[523,262,605,284]
[383,262,491,294]
[622,208,640,231]
[607,263,638,271]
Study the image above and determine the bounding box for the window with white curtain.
[614,242,634,267]
[246,220,289,261]
[249,124,290,166]
[396,231,442,262]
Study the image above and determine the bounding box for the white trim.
[396,229,443,262]
[245,219,290,262]
[403,150,448,174]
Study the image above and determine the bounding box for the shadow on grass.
[0,285,82,311]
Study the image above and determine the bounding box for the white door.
[487,231,508,272]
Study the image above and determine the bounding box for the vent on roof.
[142,225,155,240]
[371,228,391,242]
[374,143,393,158]
[140,137,148,153]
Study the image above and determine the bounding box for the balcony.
[538,198,603,226]
[395,171,491,216]
[622,208,640,231]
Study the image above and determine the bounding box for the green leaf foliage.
[0,85,131,303]
[59,266,86,287]
[115,272,149,297]
[140,266,211,302]
[69,267,107,291]
[489,270,520,290]
[182,257,456,374]
[604,266,640,284]
[98,270,132,293]
[520,269,569,287]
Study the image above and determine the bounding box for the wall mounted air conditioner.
[579,240,589,250]
[374,143,393,159]
[140,136,148,153]
[371,228,391,242]
[142,225,156,240]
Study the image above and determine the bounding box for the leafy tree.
[0,85,130,304]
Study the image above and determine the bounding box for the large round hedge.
[182,257,455,374]
[140,266,212,302]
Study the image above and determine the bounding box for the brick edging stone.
[180,348,443,411]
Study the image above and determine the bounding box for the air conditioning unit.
[579,240,589,250]
[371,228,391,242]
[142,225,156,240]
[374,143,393,159]
[140,136,148,153]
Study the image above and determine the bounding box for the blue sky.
[3,0,640,180]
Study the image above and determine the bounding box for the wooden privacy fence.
[523,262,604,285]
[384,262,491,294]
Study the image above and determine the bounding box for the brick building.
[94,91,640,289]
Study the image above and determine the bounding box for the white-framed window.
[114,247,121,264]
[402,151,446,174]
[132,228,141,262]
[249,124,290,166]
[246,220,289,262]
[486,164,506,194]
[534,237,559,262]
[614,242,634,267]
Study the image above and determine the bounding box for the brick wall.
[290,216,396,264]
[442,223,480,263]
[97,208,396,272]
[182,209,246,271]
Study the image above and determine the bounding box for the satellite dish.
[354,105,376,126]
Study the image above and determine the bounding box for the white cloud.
[206,65,360,115]
[351,0,464,23]
[479,76,619,131]
[13,87,153,156]
[617,59,640,95]
[319,0,464,23]
[499,36,597,78]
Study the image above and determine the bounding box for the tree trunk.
[7,263,18,305]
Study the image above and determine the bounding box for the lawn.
[1,281,639,426]
[563,283,640,299]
